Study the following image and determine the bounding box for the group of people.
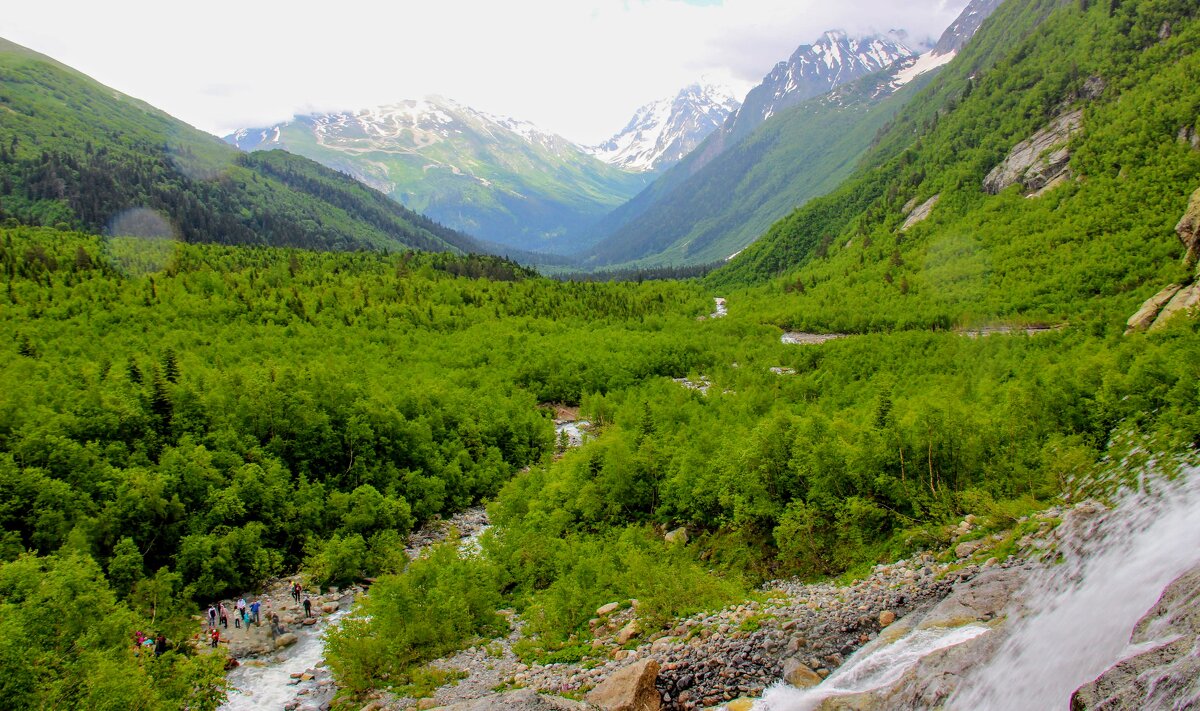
[132,630,169,657]
[201,583,316,650]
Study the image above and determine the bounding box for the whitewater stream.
[218,421,590,709]
[755,467,1200,710]
[220,610,347,711]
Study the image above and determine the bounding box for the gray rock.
[1126,284,1183,334]
[900,195,940,232]
[1149,282,1200,331]
[1071,564,1200,710]
[983,110,1083,195]
[1175,186,1200,267]
[433,688,594,711]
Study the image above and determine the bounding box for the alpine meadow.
[2,0,1200,710]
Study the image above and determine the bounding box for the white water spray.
[951,470,1200,709]
[754,468,1200,710]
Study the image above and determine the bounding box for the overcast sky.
[2,0,968,145]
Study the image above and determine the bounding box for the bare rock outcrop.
[1071,564,1200,710]
[1148,282,1200,331]
[900,195,940,232]
[983,109,1083,195]
[1126,285,1183,333]
[1175,186,1200,266]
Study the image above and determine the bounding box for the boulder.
[432,688,593,710]
[983,110,1083,195]
[782,657,823,689]
[596,602,621,617]
[275,633,299,649]
[954,539,985,559]
[1175,186,1200,266]
[321,601,339,614]
[664,527,688,545]
[586,658,661,711]
[901,195,940,232]
[1071,563,1200,710]
[878,610,897,627]
[616,620,642,645]
[1126,284,1183,333]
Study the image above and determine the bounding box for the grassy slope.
[0,37,479,254]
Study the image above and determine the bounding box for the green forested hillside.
[713,0,1200,332]
[580,70,935,268]
[0,38,479,254]
[5,0,1200,706]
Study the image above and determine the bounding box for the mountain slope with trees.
[0,38,480,254]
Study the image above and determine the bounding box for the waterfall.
[950,469,1200,709]
[753,467,1200,710]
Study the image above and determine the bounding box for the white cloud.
[0,0,967,145]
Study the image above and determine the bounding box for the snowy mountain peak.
[587,82,742,173]
[721,30,914,143]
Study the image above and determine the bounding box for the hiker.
[207,604,217,628]
[233,606,241,628]
[218,602,229,628]
[250,599,261,625]
[291,582,301,603]
[302,595,312,618]
[154,633,167,657]
[210,627,219,649]
[236,597,246,616]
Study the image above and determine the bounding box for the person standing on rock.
[218,602,229,628]
[207,604,217,628]
[303,595,312,618]
[210,627,220,649]
[250,599,261,625]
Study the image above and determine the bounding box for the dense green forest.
[3,0,1200,707]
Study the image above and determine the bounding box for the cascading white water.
[752,467,1200,711]
[756,624,992,710]
[950,468,1200,709]
[220,609,347,710]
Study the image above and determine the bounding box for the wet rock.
[275,633,299,649]
[587,658,661,711]
[1071,564,1200,710]
[782,658,822,689]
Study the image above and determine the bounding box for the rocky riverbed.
[365,507,1070,711]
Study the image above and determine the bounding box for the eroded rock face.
[1148,282,1200,331]
[901,195,940,232]
[1126,285,1183,333]
[1175,186,1200,266]
[1071,564,1200,710]
[983,110,1083,195]
[586,658,661,711]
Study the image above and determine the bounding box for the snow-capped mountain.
[724,30,916,144]
[587,83,741,173]
[224,96,647,253]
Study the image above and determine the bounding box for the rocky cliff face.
[983,109,1083,195]
[1072,564,1200,710]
